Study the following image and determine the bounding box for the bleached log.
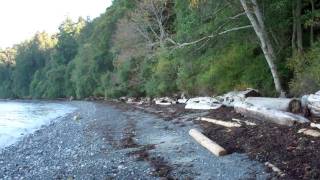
[197,117,241,128]
[234,102,309,126]
[245,97,301,113]
[310,123,320,130]
[154,97,176,106]
[306,94,320,117]
[127,97,138,104]
[185,97,222,110]
[177,98,188,104]
[189,129,227,156]
[155,101,171,106]
[218,88,260,107]
[298,128,320,137]
[232,118,256,126]
[265,162,285,177]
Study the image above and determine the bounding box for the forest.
[0,0,319,99]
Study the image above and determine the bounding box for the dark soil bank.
[198,107,320,180]
[119,102,320,180]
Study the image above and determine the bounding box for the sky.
[0,0,112,49]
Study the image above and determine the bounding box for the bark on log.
[245,97,301,113]
[234,102,310,126]
[189,129,227,157]
[197,117,241,128]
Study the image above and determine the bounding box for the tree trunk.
[292,2,297,51]
[240,0,285,97]
[296,0,303,52]
[310,0,315,46]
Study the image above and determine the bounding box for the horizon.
[0,0,112,49]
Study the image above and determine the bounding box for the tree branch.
[169,25,253,49]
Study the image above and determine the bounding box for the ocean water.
[0,101,76,149]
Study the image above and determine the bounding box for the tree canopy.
[1,0,320,99]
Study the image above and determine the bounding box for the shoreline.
[1,98,319,178]
[0,101,76,151]
[0,100,269,179]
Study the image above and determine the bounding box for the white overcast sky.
[0,0,112,49]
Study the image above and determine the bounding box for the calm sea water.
[0,101,76,149]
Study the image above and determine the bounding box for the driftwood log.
[232,118,257,126]
[265,162,285,177]
[245,97,301,113]
[196,117,241,128]
[306,94,320,117]
[298,128,320,137]
[189,129,227,156]
[310,123,320,130]
[234,102,309,126]
[185,97,222,110]
[154,97,176,106]
[218,88,260,107]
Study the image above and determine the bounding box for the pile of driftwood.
[185,97,222,110]
[118,89,320,126]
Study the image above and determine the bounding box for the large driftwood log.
[189,129,227,156]
[306,94,320,117]
[218,88,260,107]
[245,97,301,113]
[234,102,309,126]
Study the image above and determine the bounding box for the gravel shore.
[0,101,270,179]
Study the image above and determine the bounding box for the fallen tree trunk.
[245,97,301,113]
[196,117,241,128]
[234,102,309,126]
[189,129,227,156]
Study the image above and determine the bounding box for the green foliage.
[1,0,319,99]
[289,43,320,95]
[12,32,55,97]
[176,44,275,96]
[0,65,14,98]
[145,50,178,97]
